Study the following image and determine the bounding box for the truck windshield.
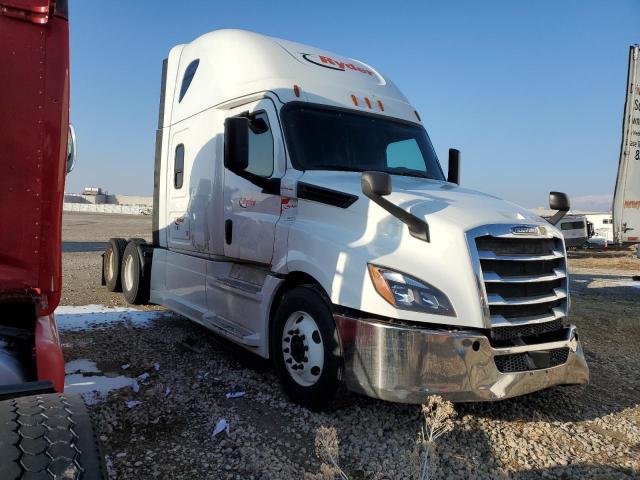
[283,104,445,180]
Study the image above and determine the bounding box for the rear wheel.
[121,241,150,305]
[0,393,106,480]
[103,238,127,292]
[271,285,341,411]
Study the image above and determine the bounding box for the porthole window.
[179,59,199,102]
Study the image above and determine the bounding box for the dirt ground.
[60,212,640,479]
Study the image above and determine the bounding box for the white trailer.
[584,212,614,243]
[102,30,588,409]
[613,45,640,244]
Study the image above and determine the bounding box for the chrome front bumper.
[334,315,589,403]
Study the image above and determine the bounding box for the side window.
[386,139,425,171]
[174,144,184,189]
[179,59,199,102]
[246,112,274,177]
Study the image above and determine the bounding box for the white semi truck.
[103,30,588,409]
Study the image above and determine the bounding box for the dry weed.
[306,395,457,480]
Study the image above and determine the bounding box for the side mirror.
[361,170,430,241]
[547,191,570,225]
[224,117,249,171]
[361,171,392,197]
[549,191,570,212]
[447,148,460,185]
[66,124,76,174]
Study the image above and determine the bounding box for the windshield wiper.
[384,167,429,179]
[310,165,362,172]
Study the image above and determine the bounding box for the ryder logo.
[301,53,373,76]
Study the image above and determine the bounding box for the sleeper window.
[174,144,184,189]
[179,59,199,102]
[246,112,274,177]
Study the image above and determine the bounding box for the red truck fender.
[35,313,65,392]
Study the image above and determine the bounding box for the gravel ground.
[60,212,640,479]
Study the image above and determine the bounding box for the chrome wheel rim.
[106,248,115,282]
[281,311,324,387]
[123,255,135,291]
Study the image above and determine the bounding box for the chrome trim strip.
[483,268,566,284]
[488,288,566,306]
[490,307,565,327]
[478,250,565,261]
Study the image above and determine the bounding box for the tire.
[271,285,341,411]
[121,241,150,305]
[127,237,146,245]
[0,393,106,480]
[103,237,127,292]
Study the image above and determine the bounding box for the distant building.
[63,187,152,215]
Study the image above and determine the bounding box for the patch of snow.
[65,359,100,374]
[153,362,160,371]
[65,373,135,397]
[211,419,229,438]
[225,391,246,399]
[126,400,141,409]
[55,304,168,331]
[64,357,138,404]
[137,372,150,382]
[121,364,130,370]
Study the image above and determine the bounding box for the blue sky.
[67,0,638,210]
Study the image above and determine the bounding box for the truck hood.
[298,170,547,233]
[289,171,561,328]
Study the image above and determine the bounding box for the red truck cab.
[0,0,73,397]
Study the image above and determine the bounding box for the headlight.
[368,264,455,317]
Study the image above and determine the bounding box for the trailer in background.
[584,212,614,243]
[613,45,640,244]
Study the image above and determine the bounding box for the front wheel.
[271,286,341,411]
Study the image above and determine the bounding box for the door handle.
[225,219,233,244]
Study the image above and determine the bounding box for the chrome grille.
[494,347,570,373]
[468,225,568,337]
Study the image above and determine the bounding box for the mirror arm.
[362,180,430,242]
[230,167,281,195]
[546,210,568,226]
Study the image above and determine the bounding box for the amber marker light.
[377,100,384,111]
[368,264,396,306]
[364,97,372,109]
[350,94,358,106]
[293,84,301,97]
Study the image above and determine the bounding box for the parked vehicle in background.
[549,215,590,248]
[585,212,614,243]
[0,1,104,478]
[582,236,608,249]
[103,29,588,410]
[613,45,640,244]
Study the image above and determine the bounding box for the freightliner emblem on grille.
[511,225,540,235]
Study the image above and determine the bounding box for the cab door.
[222,99,284,264]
